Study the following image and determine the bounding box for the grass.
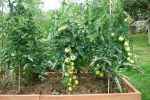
[124,34,150,100]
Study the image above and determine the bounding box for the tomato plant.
[0,0,138,93]
[49,0,137,92]
[1,0,49,91]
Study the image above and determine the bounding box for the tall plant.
[50,0,137,93]
[2,0,48,92]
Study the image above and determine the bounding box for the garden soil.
[0,73,132,95]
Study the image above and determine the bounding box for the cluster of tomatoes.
[111,33,134,64]
[64,46,79,92]
[93,64,104,78]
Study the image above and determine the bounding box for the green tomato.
[68,82,72,86]
[96,64,100,67]
[127,57,131,62]
[94,67,99,71]
[125,47,131,52]
[69,71,73,74]
[118,36,124,42]
[74,80,79,85]
[99,73,104,78]
[95,71,100,76]
[68,87,73,92]
[65,47,71,53]
[65,58,71,63]
[64,73,68,77]
[124,41,129,46]
[68,78,72,82]
[128,52,132,57]
[111,33,115,37]
[70,66,74,71]
[70,55,76,61]
[73,85,76,88]
[73,76,77,79]
[70,62,74,66]
[130,60,135,64]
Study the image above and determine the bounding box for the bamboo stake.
[18,62,21,93]
[107,73,110,93]
[107,0,112,94]
[109,0,112,15]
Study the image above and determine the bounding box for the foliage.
[0,0,138,93]
[49,0,136,92]
[123,0,150,20]
[1,0,49,86]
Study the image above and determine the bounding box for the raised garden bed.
[0,73,141,100]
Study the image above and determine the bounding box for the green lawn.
[125,34,150,100]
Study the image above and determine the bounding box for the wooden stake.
[107,73,110,93]
[109,0,112,15]
[18,62,21,93]
[107,0,113,94]
[115,77,122,93]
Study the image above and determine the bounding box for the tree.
[123,0,149,20]
[123,0,150,44]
